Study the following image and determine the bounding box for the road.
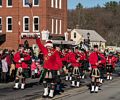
[52,77,120,100]
[0,74,120,100]
[0,77,73,100]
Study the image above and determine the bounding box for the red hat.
[44,40,53,47]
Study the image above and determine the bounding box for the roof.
[72,29,106,42]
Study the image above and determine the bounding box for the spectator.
[1,55,8,83]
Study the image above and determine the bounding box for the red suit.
[36,39,63,71]
[89,52,105,69]
[14,52,31,69]
[106,55,117,68]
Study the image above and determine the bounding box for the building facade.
[0,0,67,50]
[71,29,106,49]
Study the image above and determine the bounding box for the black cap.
[94,45,98,48]
[75,47,79,49]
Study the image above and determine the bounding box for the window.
[59,20,62,34]
[6,17,12,32]
[33,0,39,6]
[51,19,54,34]
[59,0,61,9]
[23,0,30,7]
[23,16,29,32]
[51,0,54,7]
[74,32,76,38]
[55,19,58,34]
[0,0,2,7]
[7,0,12,7]
[0,17,2,32]
[33,16,39,32]
[55,0,58,8]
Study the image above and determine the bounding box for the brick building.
[0,0,67,50]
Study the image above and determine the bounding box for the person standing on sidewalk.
[89,45,105,93]
[1,54,8,83]
[36,36,63,98]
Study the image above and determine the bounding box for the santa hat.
[44,40,53,47]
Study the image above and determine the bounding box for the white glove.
[21,58,24,61]
[18,60,21,63]
[89,66,92,70]
[35,69,38,73]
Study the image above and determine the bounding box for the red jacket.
[36,39,63,70]
[106,55,117,68]
[98,53,106,68]
[14,52,31,69]
[62,51,81,67]
[89,52,105,69]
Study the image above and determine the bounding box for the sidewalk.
[0,78,40,89]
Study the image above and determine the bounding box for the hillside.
[68,1,120,46]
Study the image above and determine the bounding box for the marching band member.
[36,37,63,98]
[89,45,104,93]
[97,53,106,84]
[106,52,117,80]
[13,45,31,89]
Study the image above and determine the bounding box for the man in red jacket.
[89,45,104,93]
[36,37,63,98]
[13,45,31,90]
[106,52,117,80]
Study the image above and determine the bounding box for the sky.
[68,0,120,9]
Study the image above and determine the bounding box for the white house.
[71,29,106,49]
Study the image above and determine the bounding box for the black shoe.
[55,90,61,95]
[90,91,94,93]
[70,85,75,88]
[95,91,98,93]
[60,89,64,93]
[42,95,48,98]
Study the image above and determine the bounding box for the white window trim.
[59,20,62,34]
[51,0,54,8]
[55,0,58,8]
[0,17,2,32]
[33,16,39,32]
[6,0,12,8]
[51,19,54,34]
[55,19,58,34]
[59,0,61,9]
[33,0,39,7]
[23,16,30,32]
[23,0,29,7]
[6,16,12,32]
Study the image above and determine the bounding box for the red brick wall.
[0,0,67,50]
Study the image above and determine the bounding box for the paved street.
[0,74,120,100]
[52,77,120,100]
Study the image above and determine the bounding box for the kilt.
[106,65,114,73]
[91,68,100,78]
[72,67,80,76]
[16,67,30,79]
[43,69,61,83]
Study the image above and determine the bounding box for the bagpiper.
[13,45,31,89]
[89,45,105,93]
[97,52,106,84]
[36,37,63,98]
[106,52,118,80]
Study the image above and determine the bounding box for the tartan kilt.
[72,67,80,76]
[106,65,114,73]
[44,69,59,79]
[91,68,100,78]
[16,67,30,79]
